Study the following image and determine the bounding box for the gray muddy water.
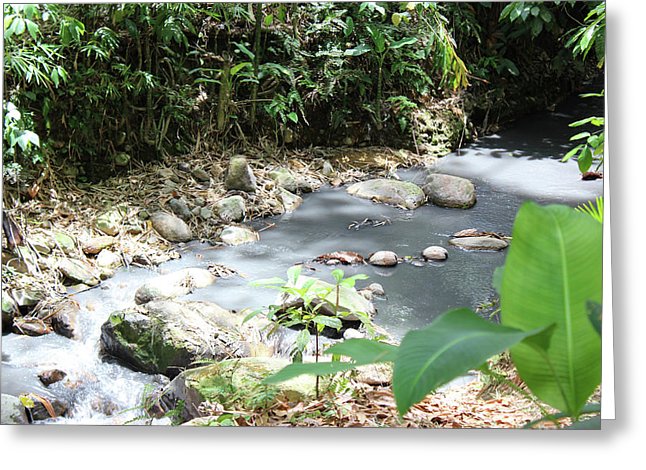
[1,86,604,424]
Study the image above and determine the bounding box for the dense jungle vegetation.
[3,1,603,187]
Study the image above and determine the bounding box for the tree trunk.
[217,55,231,134]
[249,3,263,129]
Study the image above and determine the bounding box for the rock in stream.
[422,173,477,209]
[99,300,267,378]
[346,178,426,210]
[134,268,216,305]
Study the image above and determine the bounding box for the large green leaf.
[325,339,398,363]
[390,37,417,50]
[501,202,602,417]
[263,339,397,384]
[392,308,550,416]
[262,361,364,384]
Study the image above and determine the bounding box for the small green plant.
[247,265,369,396]
[561,91,605,174]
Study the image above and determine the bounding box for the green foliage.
[393,308,552,416]
[263,338,397,385]
[561,3,605,175]
[576,196,604,224]
[565,1,605,68]
[562,93,605,174]
[248,265,371,363]
[2,2,597,180]
[3,101,42,164]
[499,2,558,39]
[501,202,602,418]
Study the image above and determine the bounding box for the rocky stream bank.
[2,90,571,426]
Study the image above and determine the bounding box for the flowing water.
[1,86,604,424]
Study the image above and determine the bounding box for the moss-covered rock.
[413,106,466,157]
[346,179,426,210]
[2,292,18,330]
[95,207,126,236]
[99,300,264,378]
[53,231,77,255]
[57,258,100,286]
[269,167,299,193]
[215,195,246,222]
[225,155,257,193]
[1,394,29,424]
[277,188,303,212]
[160,357,321,422]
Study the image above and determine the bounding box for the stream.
[1,86,604,424]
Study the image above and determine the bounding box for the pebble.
[422,246,448,261]
[366,283,385,296]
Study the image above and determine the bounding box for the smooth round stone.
[422,246,448,261]
[150,211,193,242]
[423,173,476,209]
[449,236,508,251]
[366,283,385,296]
[82,236,115,255]
[219,226,259,246]
[368,251,398,266]
[343,328,364,340]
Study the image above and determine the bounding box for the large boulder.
[151,211,193,242]
[225,156,257,193]
[215,195,246,222]
[449,236,508,251]
[422,173,476,209]
[134,268,216,305]
[100,300,262,377]
[159,357,321,422]
[280,275,376,322]
[219,225,259,246]
[346,179,426,210]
